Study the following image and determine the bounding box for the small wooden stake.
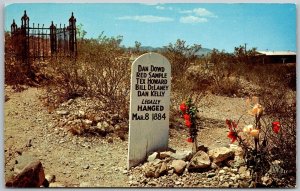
[192,138,198,154]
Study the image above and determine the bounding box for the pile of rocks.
[54,97,128,139]
[128,144,253,188]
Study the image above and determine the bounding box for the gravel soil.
[4,86,259,187]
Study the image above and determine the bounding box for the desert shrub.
[259,85,296,180]
[248,63,296,183]
[211,76,242,96]
[46,34,131,118]
[45,57,86,107]
[161,40,204,118]
[4,32,31,86]
[5,31,48,87]
[261,111,296,177]
[233,45,258,65]
[162,39,201,80]
[202,49,243,96]
[226,95,296,187]
[242,62,296,118]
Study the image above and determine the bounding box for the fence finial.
[22,10,28,19]
[11,11,77,60]
[11,19,17,33]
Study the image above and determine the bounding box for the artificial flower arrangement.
[225,97,282,186]
[179,98,199,153]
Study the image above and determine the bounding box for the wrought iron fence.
[10,10,77,62]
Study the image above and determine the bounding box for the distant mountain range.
[128,46,212,56]
[194,48,212,56]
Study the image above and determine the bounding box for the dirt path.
[4,87,128,187]
[4,87,253,187]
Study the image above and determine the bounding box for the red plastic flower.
[227,131,237,143]
[180,102,187,113]
[226,119,232,130]
[187,137,193,143]
[183,114,190,121]
[185,120,192,128]
[226,119,231,126]
[272,121,280,134]
[226,119,238,130]
[232,121,238,129]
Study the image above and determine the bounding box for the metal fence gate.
[10,10,77,62]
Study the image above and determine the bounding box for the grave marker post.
[127,52,171,169]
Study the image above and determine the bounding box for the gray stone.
[96,122,105,131]
[187,151,211,170]
[159,151,173,159]
[219,175,224,182]
[249,181,256,188]
[153,159,162,166]
[94,116,101,122]
[56,110,69,115]
[83,119,93,125]
[114,124,121,130]
[77,110,85,118]
[208,147,234,163]
[230,176,237,182]
[261,176,273,186]
[148,181,158,186]
[97,121,111,132]
[45,174,56,183]
[229,144,244,158]
[145,166,156,178]
[239,181,250,188]
[239,166,251,178]
[168,169,174,175]
[239,166,247,173]
[207,173,216,178]
[66,99,74,105]
[171,151,192,161]
[26,139,32,147]
[129,180,139,186]
[154,164,161,178]
[219,169,225,174]
[221,182,230,187]
[232,156,245,167]
[103,121,110,128]
[159,162,168,175]
[171,160,186,174]
[82,164,90,169]
[147,152,158,162]
[210,162,219,169]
